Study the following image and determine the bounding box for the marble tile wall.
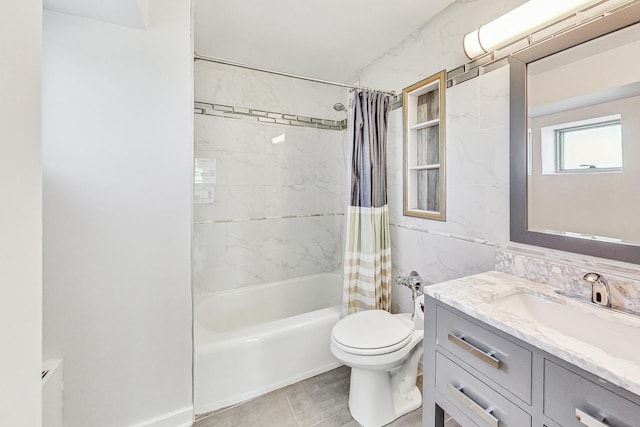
[362,0,640,318]
[496,248,640,315]
[196,61,349,122]
[387,64,512,313]
[354,0,543,314]
[194,216,344,294]
[194,62,348,295]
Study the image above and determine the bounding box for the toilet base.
[348,362,422,427]
[332,313,424,427]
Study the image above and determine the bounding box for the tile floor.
[193,366,422,427]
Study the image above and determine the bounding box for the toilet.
[330,295,424,427]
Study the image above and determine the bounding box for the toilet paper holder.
[396,271,424,318]
[396,271,423,294]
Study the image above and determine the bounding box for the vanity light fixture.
[462,0,602,59]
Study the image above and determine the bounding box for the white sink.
[490,291,640,364]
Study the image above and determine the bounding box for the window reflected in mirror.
[526,23,640,246]
[536,115,623,174]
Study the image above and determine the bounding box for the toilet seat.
[331,310,413,356]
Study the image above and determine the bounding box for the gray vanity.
[422,271,640,427]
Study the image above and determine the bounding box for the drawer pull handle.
[447,384,499,427]
[448,333,501,369]
[575,408,609,427]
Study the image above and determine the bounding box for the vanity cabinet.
[436,352,531,427]
[424,297,640,427]
[544,360,640,427]
[436,306,532,404]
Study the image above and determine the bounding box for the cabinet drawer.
[436,306,532,403]
[544,360,640,427]
[436,352,531,427]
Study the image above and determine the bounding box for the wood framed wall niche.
[402,70,446,220]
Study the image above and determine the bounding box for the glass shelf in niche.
[408,164,440,170]
[409,118,440,130]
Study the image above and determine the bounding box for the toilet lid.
[331,310,412,356]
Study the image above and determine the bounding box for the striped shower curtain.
[343,90,391,314]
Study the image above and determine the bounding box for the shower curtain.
[343,90,391,314]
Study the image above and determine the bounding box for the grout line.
[308,414,340,427]
[284,394,301,426]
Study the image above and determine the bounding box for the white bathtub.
[194,273,343,415]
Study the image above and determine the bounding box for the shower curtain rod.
[194,53,396,97]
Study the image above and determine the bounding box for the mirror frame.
[509,6,640,264]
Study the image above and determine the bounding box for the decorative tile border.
[390,94,403,111]
[194,212,344,225]
[194,101,347,131]
[390,223,501,247]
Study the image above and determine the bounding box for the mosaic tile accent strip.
[390,94,403,111]
[194,212,344,225]
[496,248,640,314]
[195,101,347,131]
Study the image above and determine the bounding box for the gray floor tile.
[286,366,351,426]
[309,408,359,427]
[193,366,423,427]
[386,408,422,426]
[195,389,297,427]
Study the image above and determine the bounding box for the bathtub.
[194,273,343,415]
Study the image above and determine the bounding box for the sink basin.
[490,291,640,364]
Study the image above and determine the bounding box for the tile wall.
[193,61,348,295]
[387,65,512,312]
[358,0,640,315]
[354,0,531,313]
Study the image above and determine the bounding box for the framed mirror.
[509,6,640,264]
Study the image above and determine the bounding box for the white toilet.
[330,295,425,427]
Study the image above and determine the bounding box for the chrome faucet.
[583,273,611,307]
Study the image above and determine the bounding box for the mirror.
[510,8,640,264]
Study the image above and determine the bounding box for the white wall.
[0,2,42,426]
[193,61,347,295]
[527,24,640,109]
[353,0,528,312]
[42,2,193,426]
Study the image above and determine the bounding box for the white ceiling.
[194,0,457,83]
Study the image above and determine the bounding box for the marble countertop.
[425,270,640,396]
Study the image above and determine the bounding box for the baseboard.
[131,406,193,427]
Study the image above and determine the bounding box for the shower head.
[333,103,346,112]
